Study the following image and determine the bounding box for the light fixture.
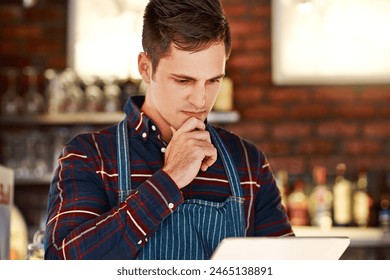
[23,0,37,8]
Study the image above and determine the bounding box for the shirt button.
[168,203,174,209]
[138,240,142,245]
[161,147,166,153]
[142,132,147,139]
[151,125,156,131]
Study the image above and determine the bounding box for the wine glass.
[103,77,122,112]
[44,68,68,114]
[61,68,85,113]
[23,66,45,115]
[0,68,24,116]
[84,77,105,113]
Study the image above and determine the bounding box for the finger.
[186,130,212,143]
[200,147,217,171]
[176,117,205,133]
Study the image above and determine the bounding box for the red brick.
[0,41,21,54]
[269,156,306,175]
[249,70,272,84]
[314,87,357,102]
[229,53,270,69]
[234,86,264,104]
[343,140,382,155]
[297,139,334,155]
[361,87,390,102]
[332,104,376,119]
[224,121,268,140]
[268,87,310,103]
[46,55,67,69]
[272,122,312,139]
[243,104,285,120]
[289,104,330,119]
[232,37,270,52]
[223,3,249,18]
[24,7,65,23]
[317,121,358,138]
[0,5,23,22]
[363,123,390,138]
[0,25,42,39]
[378,106,390,118]
[252,4,271,17]
[256,141,292,156]
[230,20,268,36]
[24,41,63,54]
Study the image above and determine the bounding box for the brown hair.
[142,0,231,73]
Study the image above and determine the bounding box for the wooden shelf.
[0,111,240,126]
[15,175,52,186]
[0,112,125,126]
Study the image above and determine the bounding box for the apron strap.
[207,125,243,198]
[116,119,243,202]
[117,118,131,203]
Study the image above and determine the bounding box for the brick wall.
[0,0,389,180]
[0,0,67,92]
[221,0,390,182]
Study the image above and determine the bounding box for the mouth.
[182,110,207,119]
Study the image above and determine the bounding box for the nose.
[188,84,205,109]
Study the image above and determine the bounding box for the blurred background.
[0,0,389,260]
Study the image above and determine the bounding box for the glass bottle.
[213,75,234,112]
[376,170,390,232]
[287,178,309,226]
[309,166,333,229]
[27,230,45,260]
[333,163,353,226]
[1,68,24,116]
[23,66,45,115]
[353,168,372,228]
[275,169,289,209]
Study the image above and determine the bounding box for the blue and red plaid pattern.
[44,96,294,259]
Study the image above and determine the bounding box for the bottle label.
[333,180,352,225]
[353,192,369,226]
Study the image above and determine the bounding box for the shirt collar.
[123,95,209,140]
[123,96,157,140]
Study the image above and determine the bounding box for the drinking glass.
[23,66,45,115]
[61,68,85,113]
[0,68,24,116]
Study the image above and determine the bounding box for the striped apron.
[116,118,246,260]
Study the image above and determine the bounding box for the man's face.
[141,42,226,132]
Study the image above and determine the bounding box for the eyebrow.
[171,73,225,81]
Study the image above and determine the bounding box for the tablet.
[210,236,350,260]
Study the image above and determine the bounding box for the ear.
[138,52,152,84]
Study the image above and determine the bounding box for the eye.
[175,79,190,85]
[208,78,222,85]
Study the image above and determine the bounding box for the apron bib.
[116,119,246,260]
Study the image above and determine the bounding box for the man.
[44,0,294,260]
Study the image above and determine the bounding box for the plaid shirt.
[44,96,294,260]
